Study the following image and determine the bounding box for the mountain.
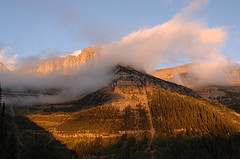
[154,63,192,85]
[0,63,9,72]
[18,65,240,158]
[154,63,240,113]
[42,65,198,112]
[154,63,240,87]
[21,46,97,75]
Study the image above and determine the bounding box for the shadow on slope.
[0,111,74,159]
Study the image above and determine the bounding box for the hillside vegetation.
[148,87,239,136]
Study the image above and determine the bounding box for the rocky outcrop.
[154,63,192,82]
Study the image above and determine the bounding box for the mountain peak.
[113,65,197,97]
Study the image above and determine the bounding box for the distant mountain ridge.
[154,63,193,86]
[20,46,97,75]
[154,63,240,87]
[154,63,240,113]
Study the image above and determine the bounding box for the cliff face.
[24,46,97,75]
[154,64,193,85]
[0,63,9,72]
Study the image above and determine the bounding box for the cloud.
[60,50,82,58]
[96,0,226,74]
[94,0,237,87]
[173,0,209,21]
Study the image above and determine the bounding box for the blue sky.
[0,0,240,64]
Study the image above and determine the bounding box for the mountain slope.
[27,65,240,134]
[195,85,240,113]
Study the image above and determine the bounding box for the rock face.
[0,63,9,72]
[112,65,198,98]
[154,63,191,82]
[23,46,97,75]
[154,63,195,87]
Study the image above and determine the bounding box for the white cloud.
[173,0,209,21]
[72,50,82,56]
[60,50,82,57]
[97,0,226,74]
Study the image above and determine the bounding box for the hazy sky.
[1,0,240,68]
